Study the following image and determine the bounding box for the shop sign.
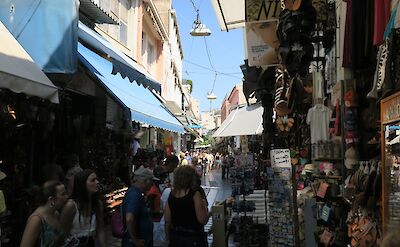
[382,95,400,123]
[381,91,400,123]
[270,149,291,168]
[246,0,281,22]
[246,20,279,67]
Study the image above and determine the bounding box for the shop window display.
[383,123,400,230]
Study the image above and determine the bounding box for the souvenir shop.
[0,21,64,245]
[212,0,400,246]
[263,0,400,245]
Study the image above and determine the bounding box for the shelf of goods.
[238,190,267,224]
[105,187,128,211]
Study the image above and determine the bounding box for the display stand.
[104,187,128,213]
[380,91,400,233]
[267,149,297,247]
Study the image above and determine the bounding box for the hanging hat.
[303,163,316,173]
[345,147,359,169]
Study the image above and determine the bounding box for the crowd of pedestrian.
[19,148,229,247]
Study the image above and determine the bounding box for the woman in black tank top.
[164,166,209,247]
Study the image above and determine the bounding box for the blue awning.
[78,22,161,92]
[187,124,202,129]
[78,43,184,134]
[0,0,78,73]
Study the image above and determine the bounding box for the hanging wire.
[189,0,201,29]
[211,72,218,93]
[189,0,198,12]
[184,60,243,79]
[203,37,216,71]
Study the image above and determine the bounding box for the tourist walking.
[20,181,68,247]
[164,166,209,247]
[121,166,154,247]
[61,170,106,247]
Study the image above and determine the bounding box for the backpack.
[111,205,124,238]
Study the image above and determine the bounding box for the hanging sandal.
[367,44,385,99]
[376,41,388,92]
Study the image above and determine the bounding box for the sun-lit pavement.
[106,168,232,246]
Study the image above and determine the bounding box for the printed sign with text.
[270,149,291,168]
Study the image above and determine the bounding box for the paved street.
[107,168,232,246]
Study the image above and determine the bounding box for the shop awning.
[164,100,202,131]
[0,22,59,103]
[80,0,118,24]
[210,0,245,31]
[0,0,78,73]
[213,103,263,137]
[78,22,161,92]
[78,42,184,133]
[187,124,202,129]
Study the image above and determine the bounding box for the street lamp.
[189,0,211,37]
[190,21,211,36]
[206,92,217,100]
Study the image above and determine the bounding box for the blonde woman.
[164,166,209,247]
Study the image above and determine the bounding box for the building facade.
[221,83,247,122]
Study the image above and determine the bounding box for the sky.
[173,0,245,112]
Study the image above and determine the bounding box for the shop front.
[209,0,397,246]
[77,40,185,213]
[212,102,267,246]
[381,91,400,233]
[0,21,61,245]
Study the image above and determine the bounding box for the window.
[142,31,157,74]
[98,0,129,46]
[120,0,129,23]
[142,32,147,60]
[120,22,128,46]
[119,0,129,46]
[109,23,119,40]
[148,43,155,65]
[110,0,119,16]
[99,0,110,12]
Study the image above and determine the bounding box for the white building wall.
[190,97,201,120]
[200,111,219,131]
[161,9,183,107]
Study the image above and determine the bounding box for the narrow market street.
[0,0,397,246]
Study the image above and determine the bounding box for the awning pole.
[217,0,229,32]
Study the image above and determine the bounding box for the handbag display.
[317,182,330,198]
[320,229,334,246]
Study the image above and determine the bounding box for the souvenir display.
[231,154,255,196]
[267,166,296,246]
